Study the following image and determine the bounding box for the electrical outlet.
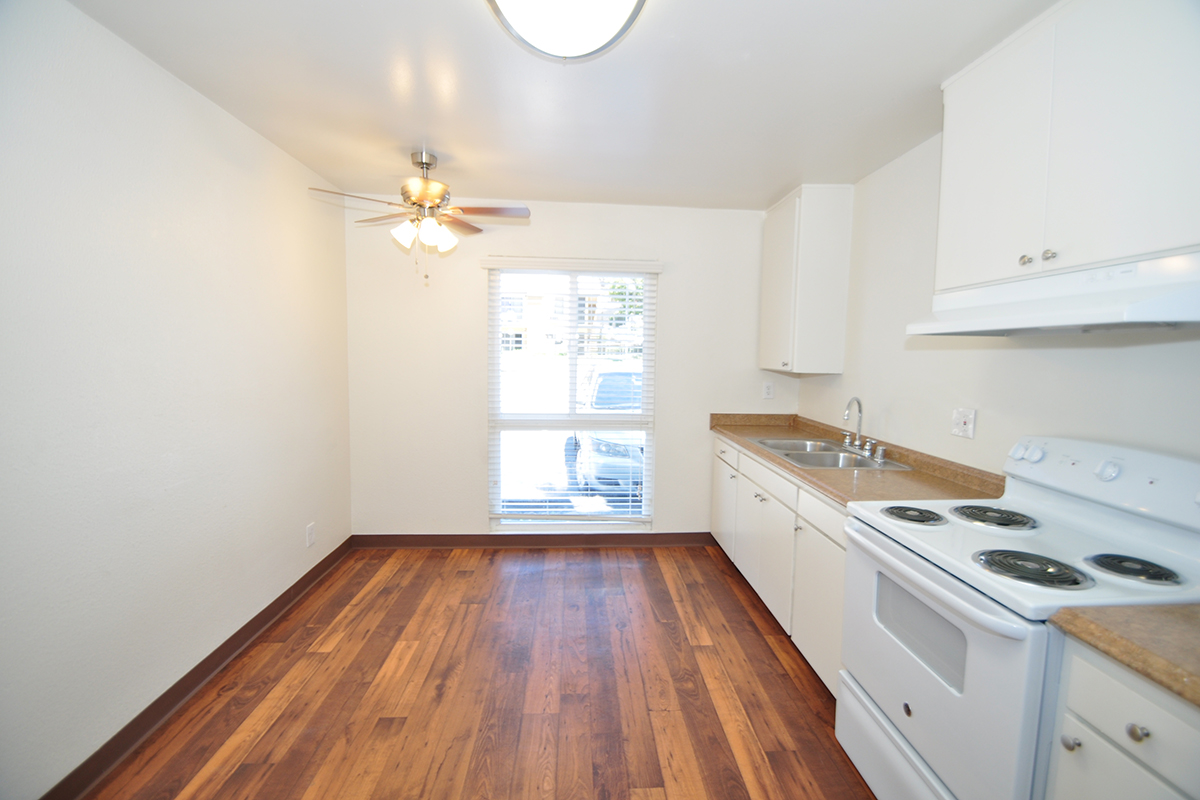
[762,380,775,400]
[306,522,316,548]
[951,408,976,439]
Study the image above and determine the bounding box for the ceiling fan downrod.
[412,150,437,179]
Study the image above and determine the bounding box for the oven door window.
[876,573,968,693]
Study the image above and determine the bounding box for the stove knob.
[1008,443,1027,460]
[1094,460,1121,482]
[1025,445,1046,463]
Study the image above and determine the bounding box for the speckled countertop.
[710,413,1004,507]
[1051,605,1200,708]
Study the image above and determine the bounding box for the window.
[486,261,658,528]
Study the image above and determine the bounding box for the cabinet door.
[936,22,1055,291]
[757,493,796,632]
[1043,0,1200,272]
[758,196,799,371]
[790,520,846,695]
[710,454,738,558]
[734,476,763,590]
[733,477,795,631]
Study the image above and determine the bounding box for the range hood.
[907,250,1200,336]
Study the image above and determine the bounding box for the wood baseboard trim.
[348,532,717,548]
[41,539,353,800]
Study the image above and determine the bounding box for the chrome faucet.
[843,396,863,448]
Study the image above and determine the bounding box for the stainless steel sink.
[780,450,911,471]
[750,437,911,470]
[753,438,840,452]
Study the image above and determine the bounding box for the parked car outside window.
[564,366,644,499]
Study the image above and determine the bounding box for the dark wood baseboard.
[348,532,717,548]
[43,531,716,800]
[40,539,353,800]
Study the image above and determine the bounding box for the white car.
[564,368,644,499]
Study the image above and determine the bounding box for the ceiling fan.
[310,151,530,252]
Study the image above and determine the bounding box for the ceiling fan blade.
[356,211,413,224]
[309,187,407,209]
[450,205,531,219]
[440,215,484,234]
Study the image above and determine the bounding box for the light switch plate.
[951,408,976,439]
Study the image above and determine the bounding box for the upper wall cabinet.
[758,184,854,374]
[935,0,1200,292]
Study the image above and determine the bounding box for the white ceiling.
[68,0,1056,209]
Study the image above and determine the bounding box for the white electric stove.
[836,437,1200,800]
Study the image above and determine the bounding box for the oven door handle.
[846,526,1030,641]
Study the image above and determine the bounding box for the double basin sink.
[753,438,911,471]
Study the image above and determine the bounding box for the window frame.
[483,258,660,531]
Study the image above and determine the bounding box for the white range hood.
[907,250,1200,336]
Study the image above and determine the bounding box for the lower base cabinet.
[713,436,847,696]
[1047,637,1200,800]
[734,474,796,630]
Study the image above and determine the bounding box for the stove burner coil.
[952,505,1038,530]
[1085,554,1182,585]
[974,550,1094,589]
[883,506,947,525]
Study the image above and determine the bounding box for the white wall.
[347,201,792,533]
[0,2,351,798]
[795,135,1200,471]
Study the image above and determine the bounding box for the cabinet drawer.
[795,487,848,548]
[1051,711,1186,800]
[1065,652,1200,796]
[739,456,799,511]
[713,437,738,469]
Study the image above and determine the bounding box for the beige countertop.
[1051,605,1200,708]
[711,413,1004,507]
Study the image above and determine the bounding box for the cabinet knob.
[781,361,789,368]
[758,495,768,503]
[728,473,736,480]
[794,523,803,532]
[1019,254,1035,266]
[1060,735,1082,752]
[1041,249,1058,261]
[1125,723,1151,743]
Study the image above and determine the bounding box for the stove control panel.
[1005,437,1200,531]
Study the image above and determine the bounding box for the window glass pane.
[499,429,645,517]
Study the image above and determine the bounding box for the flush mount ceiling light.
[486,0,645,59]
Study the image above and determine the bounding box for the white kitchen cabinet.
[711,441,739,558]
[711,438,847,684]
[734,471,796,631]
[1046,637,1200,800]
[790,508,847,696]
[758,184,854,374]
[935,0,1200,292]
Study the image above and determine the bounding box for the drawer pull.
[1060,735,1082,752]
[1125,723,1151,743]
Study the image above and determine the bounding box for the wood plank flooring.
[84,547,873,800]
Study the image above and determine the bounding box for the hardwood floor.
[84,547,873,800]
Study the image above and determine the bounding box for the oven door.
[839,517,1048,800]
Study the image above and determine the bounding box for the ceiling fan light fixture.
[391,219,418,248]
[417,217,443,247]
[487,0,645,59]
[437,229,459,253]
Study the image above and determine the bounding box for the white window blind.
[487,265,657,526]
